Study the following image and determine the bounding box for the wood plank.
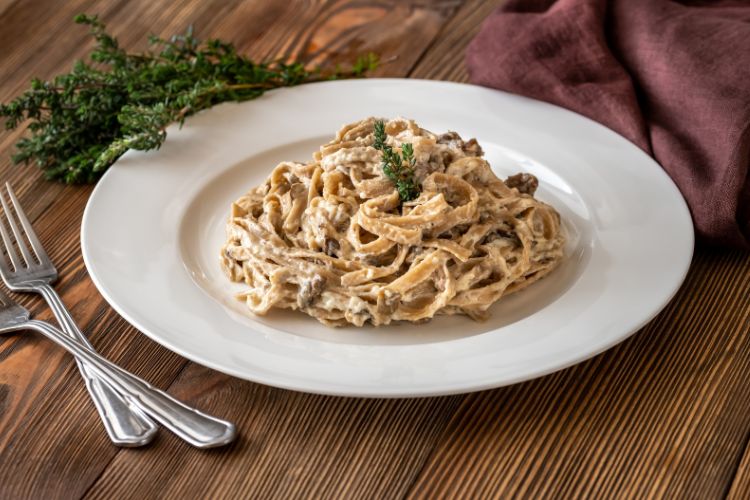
[729,444,750,499]
[0,0,17,18]
[0,0,464,498]
[409,0,503,82]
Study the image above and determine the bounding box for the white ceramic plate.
[81,79,693,397]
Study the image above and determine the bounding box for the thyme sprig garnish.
[373,120,419,202]
[0,14,378,183]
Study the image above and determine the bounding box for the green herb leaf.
[0,14,378,184]
[373,120,420,202]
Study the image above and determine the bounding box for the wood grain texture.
[410,0,503,82]
[3,0,750,499]
[729,441,750,499]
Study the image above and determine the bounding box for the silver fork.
[0,286,236,448]
[0,183,157,446]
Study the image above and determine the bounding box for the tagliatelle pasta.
[220,117,565,327]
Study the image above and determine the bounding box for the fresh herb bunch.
[0,14,378,183]
[373,120,419,202]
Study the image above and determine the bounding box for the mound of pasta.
[221,118,565,327]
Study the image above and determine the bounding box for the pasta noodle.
[221,118,565,327]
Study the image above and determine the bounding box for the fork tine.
[0,203,23,272]
[0,186,35,267]
[5,183,49,264]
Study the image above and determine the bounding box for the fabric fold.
[467,0,750,247]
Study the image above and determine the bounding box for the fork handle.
[36,284,158,447]
[25,319,236,449]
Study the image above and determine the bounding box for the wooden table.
[1,1,749,498]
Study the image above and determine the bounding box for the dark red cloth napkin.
[466,0,750,248]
